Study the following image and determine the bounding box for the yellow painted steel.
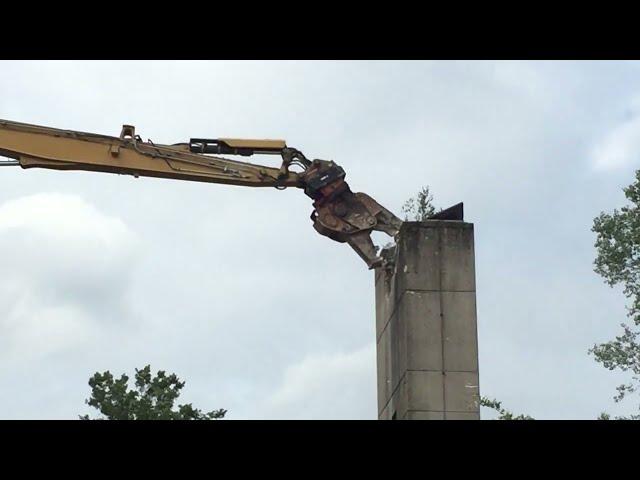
[0,119,300,188]
[218,138,286,149]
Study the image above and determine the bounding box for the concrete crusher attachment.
[0,119,403,268]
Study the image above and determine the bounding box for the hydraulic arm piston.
[0,119,402,269]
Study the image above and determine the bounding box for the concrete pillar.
[375,220,480,420]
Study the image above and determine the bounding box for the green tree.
[590,170,640,419]
[401,186,437,221]
[80,365,226,420]
[480,397,533,420]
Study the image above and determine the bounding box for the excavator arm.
[0,119,402,269]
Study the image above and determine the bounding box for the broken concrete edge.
[378,220,474,278]
[375,219,479,420]
[376,219,477,337]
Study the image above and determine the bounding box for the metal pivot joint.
[0,119,404,270]
[299,158,402,269]
[188,139,404,269]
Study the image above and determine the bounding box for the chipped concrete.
[375,221,480,420]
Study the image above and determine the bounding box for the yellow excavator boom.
[0,119,300,188]
[0,119,402,269]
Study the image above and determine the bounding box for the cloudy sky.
[0,61,638,419]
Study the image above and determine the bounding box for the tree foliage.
[401,173,640,419]
[590,170,640,416]
[480,397,533,420]
[80,365,226,420]
[401,186,437,221]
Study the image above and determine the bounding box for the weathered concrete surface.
[375,221,480,420]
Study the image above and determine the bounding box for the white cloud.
[260,343,376,419]
[0,193,139,366]
[0,61,638,419]
[591,99,640,171]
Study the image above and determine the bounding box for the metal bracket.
[109,145,120,157]
[120,125,136,141]
[429,202,464,221]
